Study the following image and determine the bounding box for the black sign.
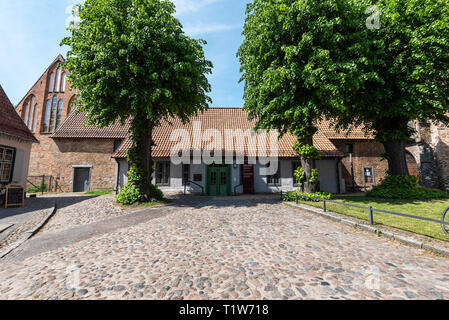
[6,187,24,208]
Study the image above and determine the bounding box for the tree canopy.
[238,0,449,181]
[237,0,377,191]
[61,0,212,201]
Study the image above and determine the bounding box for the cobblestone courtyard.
[0,196,448,300]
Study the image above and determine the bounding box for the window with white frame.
[266,163,280,186]
[55,68,61,92]
[49,72,55,92]
[0,146,15,184]
[60,73,66,92]
[155,162,170,186]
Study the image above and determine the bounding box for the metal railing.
[282,191,449,236]
[183,180,204,196]
[27,175,62,194]
[233,183,243,196]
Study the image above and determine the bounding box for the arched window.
[55,99,63,129]
[32,104,38,132]
[55,68,61,92]
[49,72,55,93]
[49,95,58,131]
[43,100,51,132]
[27,96,35,128]
[23,102,29,125]
[60,72,66,92]
[68,94,76,115]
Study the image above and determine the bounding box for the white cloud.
[184,23,240,36]
[171,0,220,16]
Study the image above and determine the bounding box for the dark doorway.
[73,167,90,192]
[242,164,254,194]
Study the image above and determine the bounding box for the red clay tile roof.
[111,108,370,159]
[52,108,374,158]
[51,109,130,139]
[0,85,38,143]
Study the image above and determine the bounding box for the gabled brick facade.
[15,56,120,192]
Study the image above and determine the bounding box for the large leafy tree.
[61,0,212,201]
[239,0,449,187]
[343,0,449,175]
[238,0,376,192]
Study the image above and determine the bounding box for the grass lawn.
[84,189,114,196]
[293,196,449,242]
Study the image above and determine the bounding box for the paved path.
[0,197,448,300]
[0,198,53,249]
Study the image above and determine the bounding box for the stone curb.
[284,202,449,259]
[0,201,57,259]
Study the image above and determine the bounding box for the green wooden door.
[207,165,231,196]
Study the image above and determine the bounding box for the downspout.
[114,158,120,195]
[336,158,341,194]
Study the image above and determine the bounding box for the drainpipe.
[114,158,120,195]
[350,153,355,192]
[336,158,341,194]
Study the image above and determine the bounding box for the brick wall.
[14,56,119,192]
[332,140,388,190]
[51,138,117,192]
[407,121,449,191]
[26,136,117,192]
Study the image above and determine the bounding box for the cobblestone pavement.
[0,198,54,250]
[39,194,126,235]
[1,197,449,300]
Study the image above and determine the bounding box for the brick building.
[406,120,449,192]
[0,85,37,192]
[15,55,389,194]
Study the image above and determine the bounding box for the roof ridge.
[16,55,66,107]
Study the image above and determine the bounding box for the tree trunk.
[134,118,156,202]
[300,137,318,193]
[382,140,409,176]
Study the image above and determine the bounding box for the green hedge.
[284,191,332,202]
[26,183,47,194]
[116,183,164,205]
[366,175,449,200]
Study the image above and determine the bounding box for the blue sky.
[0,0,249,106]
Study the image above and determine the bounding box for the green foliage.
[116,183,141,205]
[293,167,304,188]
[61,0,212,201]
[148,183,164,201]
[237,0,376,137]
[309,169,319,184]
[238,0,449,174]
[26,183,47,194]
[294,140,321,160]
[285,191,333,202]
[367,175,449,200]
[361,0,449,143]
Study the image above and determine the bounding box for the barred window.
[156,162,170,186]
[0,146,15,184]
